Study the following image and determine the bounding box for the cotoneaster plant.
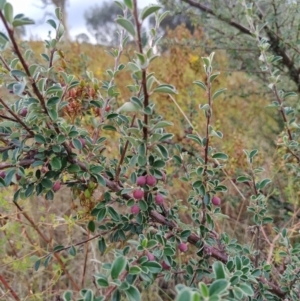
[0,0,299,301]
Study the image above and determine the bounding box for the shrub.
[0,1,300,301]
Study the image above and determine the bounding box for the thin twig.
[0,274,21,301]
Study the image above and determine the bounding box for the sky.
[6,0,158,42]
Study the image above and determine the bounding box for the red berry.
[178,242,188,253]
[212,196,221,206]
[16,174,22,181]
[136,176,147,186]
[52,181,61,192]
[79,138,86,147]
[161,261,170,270]
[131,204,140,215]
[146,175,157,187]
[105,105,111,112]
[0,171,6,179]
[133,189,144,200]
[20,108,28,117]
[147,252,155,261]
[155,194,164,205]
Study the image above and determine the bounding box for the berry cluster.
[131,174,165,215]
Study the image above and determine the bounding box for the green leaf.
[12,17,34,27]
[142,261,162,273]
[55,7,62,19]
[93,174,106,186]
[11,69,26,77]
[176,289,192,301]
[47,96,60,107]
[67,164,81,173]
[117,102,139,113]
[193,80,206,90]
[212,88,227,100]
[124,285,141,301]
[68,246,76,256]
[212,153,228,160]
[102,125,117,131]
[97,207,107,223]
[41,178,53,189]
[284,91,297,99]
[111,256,127,280]
[88,220,95,232]
[97,276,109,287]
[153,120,174,129]
[129,266,142,275]
[46,19,57,29]
[50,157,62,170]
[13,82,25,95]
[116,18,136,37]
[124,0,133,9]
[63,291,72,301]
[236,176,251,183]
[199,282,209,297]
[53,245,64,252]
[186,134,202,145]
[25,183,34,197]
[209,73,220,83]
[34,259,41,271]
[157,10,169,23]
[153,84,177,94]
[4,169,15,186]
[209,279,230,296]
[112,289,121,301]
[258,178,271,189]
[108,206,120,221]
[4,2,13,24]
[34,134,46,144]
[237,283,254,296]
[46,85,63,95]
[72,138,82,150]
[140,5,162,20]
[83,289,94,301]
[98,237,106,254]
[213,261,226,279]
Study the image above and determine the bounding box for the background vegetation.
[0,0,300,301]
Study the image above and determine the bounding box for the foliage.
[160,0,300,93]
[0,0,300,301]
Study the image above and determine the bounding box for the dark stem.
[13,202,80,291]
[251,169,261,268]
[0,11,48,112]
[115,115,136,182]
[133,0,149,144]
[0,274,21,301]
[201,70,212,225]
